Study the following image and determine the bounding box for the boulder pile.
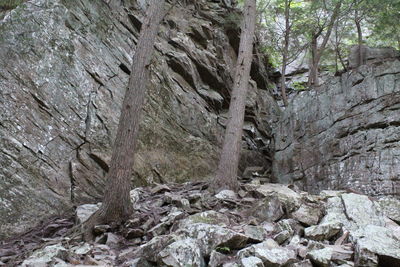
[14,181,400,266]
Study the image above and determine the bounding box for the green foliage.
[0,0,24,10]
[291,81,307,91]
[366,0,400,48]
[216,246,231,254]
[256,0,400,80]
[260,44,281,68]
[223,11,242,30]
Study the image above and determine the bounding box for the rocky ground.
[1,179,400,267]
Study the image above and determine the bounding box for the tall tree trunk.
[211,0,257,193]
[354,7,363,67]
[280,0,291,107]
[308,1,342,87]
[308,35,319,87]
[83,0,165,240]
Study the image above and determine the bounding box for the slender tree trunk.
[397,36,400,50]
[337,47,347,71]
[83,0,165,240]
[334,21,339,72]
[335,46,338,72]
[308,35,319,87]
[280,0,291,107]
[308,1,342,87]
[211,0,257,193]
[354,8,363,67]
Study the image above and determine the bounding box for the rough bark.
[354,8,363,67]
[308,35,319,87]
[210,0,257,193]
[280,0,291,107]
[83,0,165,240]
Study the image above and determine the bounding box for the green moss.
[189,214,218,224]
[216,246,231,254]
[292,81,308,91]
[0,0,24,10]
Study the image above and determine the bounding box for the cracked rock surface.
[0,0,279,238]
[2,182,399,267]
[273,59,400,197]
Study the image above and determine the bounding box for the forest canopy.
[253,0,400,70]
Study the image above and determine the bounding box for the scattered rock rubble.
[2,181,400,266]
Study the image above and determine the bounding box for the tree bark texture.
[308,35,319,87]
[211,0,257,193]
[355,16,364,66]
[83,0,165,240]
[280,0,291,107]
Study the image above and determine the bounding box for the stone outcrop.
[3,182,398,266]
[0,0,279,238]
[349,45,400,69]
[273,59,400,197]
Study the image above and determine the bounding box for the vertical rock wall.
[0,0,279,238]
[273,60,400,197]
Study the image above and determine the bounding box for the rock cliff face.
[273,59,400,197]
[0,0,279,238]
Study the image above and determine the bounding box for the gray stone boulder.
[349,45,399,68]
[243,225,267,242]
[376,197,400,223]
[320,194,384,233]
[307,245,353,267]
[354,225,400,267]
[209,250,232,267]
[21,244,67,267]
[158,238,203,267]
[255,247,297,266]
[241,256,264,267]
[304,222,342,241]
[177,223,248,255]
[274,219,304,244]
[75,203,101,224]
[178,210,230,228]
[238,239,297,266]
[292,203,323,226]
[288,260,313,267]
[251,183,302,211]
[215,190,238,201]
[249,195,285,223]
